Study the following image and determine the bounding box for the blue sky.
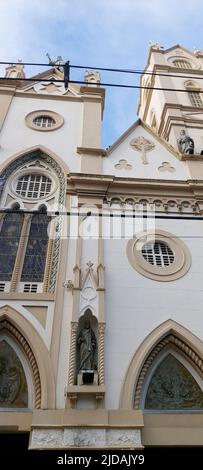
[1,0,203,147]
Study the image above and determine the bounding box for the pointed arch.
[0,145,67,206]
[119,320,203,409]
[0,146,67,293]
[0,145,69,177]
[0,305,55,408]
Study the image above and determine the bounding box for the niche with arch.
[76,309,98,385]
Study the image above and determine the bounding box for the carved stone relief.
[0,340,28,407]
[145,354,203,410]
[130,137,155,164]
[114,159,132,170]
[158,162,175,172]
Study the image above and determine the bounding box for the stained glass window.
[145,354,203,410]
[0,212,23,281]
[21,212,50,282]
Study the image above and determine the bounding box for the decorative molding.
[134,333,203,409]
[80,262,98,318]
[98,323,105,386]
[0,319,41,408]
[63,280,74,291]
[97,264,105,290]
[67,322,78,387]
[104,196,199,214]
[77,147,107,156]
[73,265,81,289]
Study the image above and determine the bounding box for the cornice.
[67,172,203,199]
[10,90,83,102]
[0,86,16,95]
[164,116,203,141]
[0,293,55,301]
[80,86,105,98]
[159,102,203,135]
[77,147,107,156]
[67,173,114,196]
[181,155,203,161]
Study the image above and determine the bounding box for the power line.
[0,209,202,220]
[1,76,203,94]
[1,59,203,82]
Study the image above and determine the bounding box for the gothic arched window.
[0,212,23,281]
[21,211,50,283]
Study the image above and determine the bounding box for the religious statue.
[177,130,194,155]
[77,320,97,371]
[46,53,64,72]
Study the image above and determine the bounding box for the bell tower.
[138,44,203,155]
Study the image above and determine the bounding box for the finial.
[84,70,101,86]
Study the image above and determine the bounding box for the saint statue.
[77,320,97,371]
[177,130,194,154]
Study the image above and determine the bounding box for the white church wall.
[0,96,83,172]
[103,217,203,408]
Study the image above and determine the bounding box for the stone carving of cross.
[130,136,155,164]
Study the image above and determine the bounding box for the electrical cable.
[1,76,203,94]
[1,59,203,82]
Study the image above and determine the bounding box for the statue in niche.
[77,320,97,371]
[177,130,194,154]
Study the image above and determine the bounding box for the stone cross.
[130,137,155,164]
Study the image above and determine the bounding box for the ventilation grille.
[23,283,38,293]
[0,283,6,292]
[142,241,174,266]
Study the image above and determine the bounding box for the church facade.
[0,44,203,449]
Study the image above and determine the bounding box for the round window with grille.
[141,241,174,266]
[127,230,191,282]
[25,110,64,131]
[15,174,52,199]
[33,115,56,128]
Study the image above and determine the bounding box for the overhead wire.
[0,59,203,81]
[1,76,203,94]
